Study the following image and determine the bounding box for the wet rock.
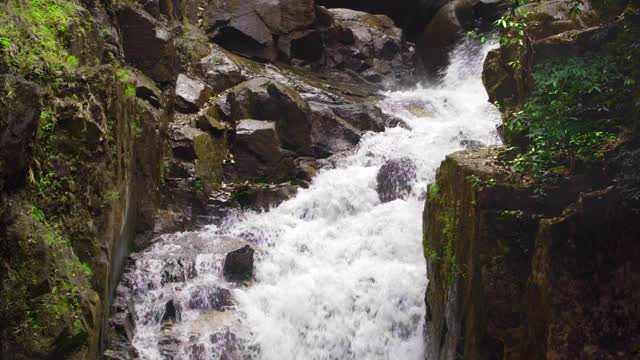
[176,74,208,113]
[308,102,362,158]
[161,300,181,324]
[161,258,197,285]
[187,287,233,311]
[204,0,316,60]
[199,45,249,93]
[0,75,41,191]
[460,139,486,150]
[376,158,418,203]
[216,78,313,155]
[117,6,177,84]
[158,332,181,358]
[193,133,227,193]
[232,120,295,182]
[482,48,518,106]
[316,0,436,38]
[316,8,416,88]
[223,245,255,281]
[235,183,300,210]
[209,329,243,358]
[135,73,163,108]
[170,124,208,161]
[417,0,469,73]
[330,103,388,133]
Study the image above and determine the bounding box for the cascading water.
[110,39,500,360]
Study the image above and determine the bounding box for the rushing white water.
[116,39,500,360]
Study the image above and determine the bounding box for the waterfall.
[112,38,500,360]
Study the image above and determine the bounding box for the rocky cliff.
[423,0,640,358]
[0,0,427,359]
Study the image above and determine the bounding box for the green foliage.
[2,205,92,355]
[0,0,82,82]
[503,54,629,178]
[125,85,137,97]
[465,175,497,188]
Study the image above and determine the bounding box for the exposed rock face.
[223,245,255,281]
[423,147,640,359]
[311,8,417,88]
[175,74,208,113]
[0,0,421,358]
[217,78,313,155]
[117,6,177,84]
[204,0,316,60]
[317,0,438,37]
[0,75,41,192]
[482,0,599,106]
[232,120,295,182]
[376,158,417,203]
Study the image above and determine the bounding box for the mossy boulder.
[193,133,227,193]
[424,148,538,360]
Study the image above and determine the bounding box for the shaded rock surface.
[423,147,640,359]
[0,75,41,192]
[376,158,418,203]
[224,245,255,281]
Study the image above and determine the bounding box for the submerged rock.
[161,300,180,324]
[376,158,418,203]
[223,245,255,281]
[187,287,233,311]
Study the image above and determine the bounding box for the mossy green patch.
[193,134,227,193]
[1,204,94,357]
[0,0,89,83]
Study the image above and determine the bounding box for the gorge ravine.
[109,39,501,359]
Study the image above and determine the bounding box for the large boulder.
[232,120,296,182]
[0,75,41,192]
[307,101,402,158]
[175,74,208,113]
[117,6,177,84]
[308,101,362,158]
[376,158,418,202]
[303,8,417,88]
[317,0,440,37]
[199,45,254,93]
[213,78,313,156]
[204,0,316,60]
[223,245,255,281]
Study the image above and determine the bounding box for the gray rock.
[235,183,300,210]
[216,78,313,155]
[175,74,207,113]
[376,158,418,203]
[460,139,486,150]
[199,45,249,93]
[135,73,163,108]
[232,120,295,182]
[223,245,255,281]
[117,6,177,84]
[308,101,362,158]
[204,0,315,60]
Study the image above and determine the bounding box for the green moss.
[193,134,227,193]
[0,0,87,83]
[2,204,93,357]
